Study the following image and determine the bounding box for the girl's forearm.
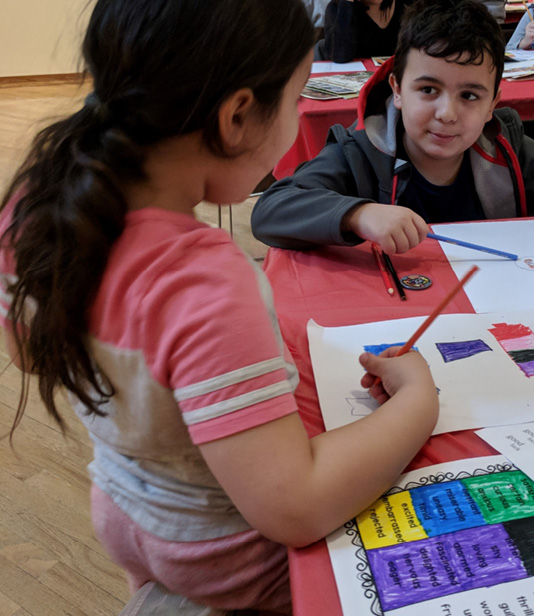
[293,385,438,545]
[201,377,438,548]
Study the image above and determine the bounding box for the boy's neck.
[402,133,464,186]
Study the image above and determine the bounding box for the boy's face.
[389,49,501,177]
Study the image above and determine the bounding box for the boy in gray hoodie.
[252,0,534,255]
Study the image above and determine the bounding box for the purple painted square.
[366,525,527,611]
[436,339,492,363]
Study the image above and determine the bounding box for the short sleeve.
[1,204,300,448]
[116,226,300,445]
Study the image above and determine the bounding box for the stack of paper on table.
[310,60,367,74]
[302,71,374,100]
[503,58,534,80]
[505,49,534,62]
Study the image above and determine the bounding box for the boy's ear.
[388,73,402,110]
[217,88,256,152]
[489,87,502,118]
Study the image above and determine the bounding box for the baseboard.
[0,73,86,88]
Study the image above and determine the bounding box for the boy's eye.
[420,86,436,95]
[462,92,478,101]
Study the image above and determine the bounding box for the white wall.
[0,0,95,77]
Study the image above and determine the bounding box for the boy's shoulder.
[492,107,525,148]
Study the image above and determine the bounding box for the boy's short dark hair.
[392,0,504,98]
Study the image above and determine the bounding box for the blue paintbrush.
[427,232,518,261]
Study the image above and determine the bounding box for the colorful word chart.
[326,456,534,616]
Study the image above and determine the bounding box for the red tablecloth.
[274,61,534,179]
[262,236,498,616]
[505,8,525,22]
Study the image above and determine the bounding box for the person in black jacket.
[316,0,412,61]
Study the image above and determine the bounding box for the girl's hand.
[200,349,439,547]
[520,21,534,49]
[343,202,429,254]
[359,347,436,405]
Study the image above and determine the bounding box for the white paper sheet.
[477,423,534,481]
[311,60,367,73]
[503,59,534,79]
[308,310,534,435]
[430,221,534,313]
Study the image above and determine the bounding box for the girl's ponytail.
[2,95,146,432]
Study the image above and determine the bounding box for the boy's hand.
[520,21,534,50]
[360,347,436,406]
[343,202,428,254]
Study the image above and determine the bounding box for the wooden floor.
[0,79,269,615]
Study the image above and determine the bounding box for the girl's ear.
[388,73,402,110]
[217,88,256,152]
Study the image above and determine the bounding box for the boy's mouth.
[429,132,456,144]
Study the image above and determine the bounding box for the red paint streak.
[489,322,533,341]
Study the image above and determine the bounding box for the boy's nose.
[435,95,457,123]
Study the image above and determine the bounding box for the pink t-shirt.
[0,204,299,542]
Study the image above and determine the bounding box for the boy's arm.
[251,127,428,254]
[505,12,530,50]
[251,136,374,250]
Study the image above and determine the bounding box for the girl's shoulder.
[92,206,259,337]
[106,205,251,287]
[124,207,221,242]
[120,207,244,267]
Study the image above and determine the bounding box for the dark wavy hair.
[392,0,504,97]
[1,0,313,434]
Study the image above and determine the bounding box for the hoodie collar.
[355,56,396,132]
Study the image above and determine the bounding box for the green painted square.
[461,471,534,524]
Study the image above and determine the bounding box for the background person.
[316,0,413,61]
[302,0,330,27]
[506,3,534,50]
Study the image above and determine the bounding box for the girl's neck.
[125,133,208,215]
[367,0,395,28]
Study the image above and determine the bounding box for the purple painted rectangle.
[367,524,528,611]
[435,339,492,363]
